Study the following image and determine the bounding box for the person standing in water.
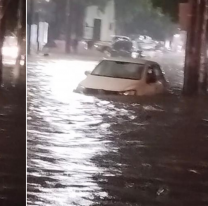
[72,38,79,54]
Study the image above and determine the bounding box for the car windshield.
[91,60,144,80]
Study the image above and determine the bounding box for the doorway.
[93,19,101,41]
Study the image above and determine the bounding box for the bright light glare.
[174,34,180,38]
[131,52,138,59]
[44,60,97,102]
[2,46,19,58]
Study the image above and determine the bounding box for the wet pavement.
[0,66,26,206]
[27,55,208,206]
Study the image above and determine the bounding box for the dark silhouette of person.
[72,38,79,54]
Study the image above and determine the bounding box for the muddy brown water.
[27,56,208,206]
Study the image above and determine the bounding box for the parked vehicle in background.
[111,35,131,43]
[132,40,144,58]
[94,41,111,53]
[75,58,167,96]
[94,35,131,55]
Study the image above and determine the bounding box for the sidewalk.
[28,52,103,63]
[28,43,105,62]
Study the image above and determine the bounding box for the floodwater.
[27,55,208,206]
[0,66,26,206]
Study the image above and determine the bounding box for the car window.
[91,60,145,80]
[152,64,163,79]
[146,66,157,83]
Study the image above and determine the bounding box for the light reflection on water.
[27,57,208,206]
[28,59,110,206]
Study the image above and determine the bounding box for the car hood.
[80,75,143,92]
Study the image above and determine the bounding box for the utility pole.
[183,0,204,95]
[14,0,24,83]
[28,0,34,55]
[36,12,40,53]
[65,0,72,53]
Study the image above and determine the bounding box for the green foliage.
[114,0,177,40]
[77,0,109,9]
[151,0,187,22]
[31,0,178,40]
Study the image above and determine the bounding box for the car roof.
[112,35,129,38]
[102,57,159,65]
[112,36,131,40]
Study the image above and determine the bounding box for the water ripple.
[28,57,208,206]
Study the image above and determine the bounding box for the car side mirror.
[85,71,91,76]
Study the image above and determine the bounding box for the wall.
[84,0,115,42]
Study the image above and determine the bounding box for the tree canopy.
[29,0,179,41]
[151,0,188,22]
[114,0,177,40]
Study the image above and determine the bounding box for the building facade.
[84,0,115,42]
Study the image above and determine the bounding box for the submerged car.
[75,58,167,96]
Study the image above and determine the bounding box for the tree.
[28,0,177,50]
[151,0,188,22]
[27,0,56,49]
[28,0,109,53]
[114,0,176,40]
[14,0,26,83]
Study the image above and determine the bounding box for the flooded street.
[0,67,26,206]
[27,55,208,206]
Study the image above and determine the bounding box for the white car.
[75,58,167,96]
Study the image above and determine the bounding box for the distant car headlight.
[74,85,86,93]
[119,90,136,96]
[131,52,138,59]
[2,46,19,58]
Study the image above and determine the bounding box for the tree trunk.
[36,12,40,53]
[14,0,24,84]
[65,0,72,53]
[28,0,34,55]
[183,0,204,95]
[73,2,84,39]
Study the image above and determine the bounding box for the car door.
[141,65,162,95]
[152,64,166,92]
